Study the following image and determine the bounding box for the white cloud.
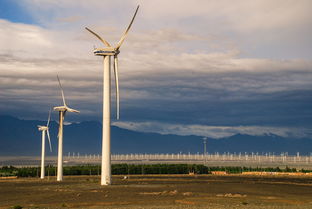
[15,0,312,58]
[113,121,312,139]
[140,0,312,33]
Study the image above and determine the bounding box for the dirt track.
[1,174,312,209]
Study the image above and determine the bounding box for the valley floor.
[1,174,312,209]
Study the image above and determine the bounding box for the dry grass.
[1,175,312,209]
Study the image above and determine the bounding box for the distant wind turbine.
[53,75,80,181]
[37,110,52,179]
[85,5,139,185]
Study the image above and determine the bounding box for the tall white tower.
[85,6,139,185]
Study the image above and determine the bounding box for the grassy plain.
[1,174,312,209]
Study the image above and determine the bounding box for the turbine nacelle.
[38,125,48,131]
[53,106,67,112]
[93,47,120,56]
[53,106,80,113]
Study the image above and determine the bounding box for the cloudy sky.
[0,0,312,138]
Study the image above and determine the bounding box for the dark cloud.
[1,51,312,130]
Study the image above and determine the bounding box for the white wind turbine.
[85,5,139,185]
[53,75,80,181]
[37,110,52,179]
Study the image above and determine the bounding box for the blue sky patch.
[0,0,35,24]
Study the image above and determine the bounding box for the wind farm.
[1,1,312,209]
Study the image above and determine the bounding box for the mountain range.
[0,115,311,156]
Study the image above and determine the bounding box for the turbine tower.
[37,110,52,179]
[53,75,80,181]
[85,5,139,185]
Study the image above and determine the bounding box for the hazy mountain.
[0,115,311,156]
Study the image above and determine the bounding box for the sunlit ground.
[1,174,312,209]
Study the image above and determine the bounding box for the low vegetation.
[0,164,311,177]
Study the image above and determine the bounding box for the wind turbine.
[85,5,139,185]
[53,75,80,181]
[37,110,52,179]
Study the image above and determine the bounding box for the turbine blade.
[114,55,120,120]
[57,75,67,106]
[66,107,80,113]
[115,5,139,50]
[47,130,52,152]
[46,109,51,127]
[85,27,111,47]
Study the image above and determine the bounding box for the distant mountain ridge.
[0,115,311,156]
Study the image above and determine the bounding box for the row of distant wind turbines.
[38,5,140,185]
